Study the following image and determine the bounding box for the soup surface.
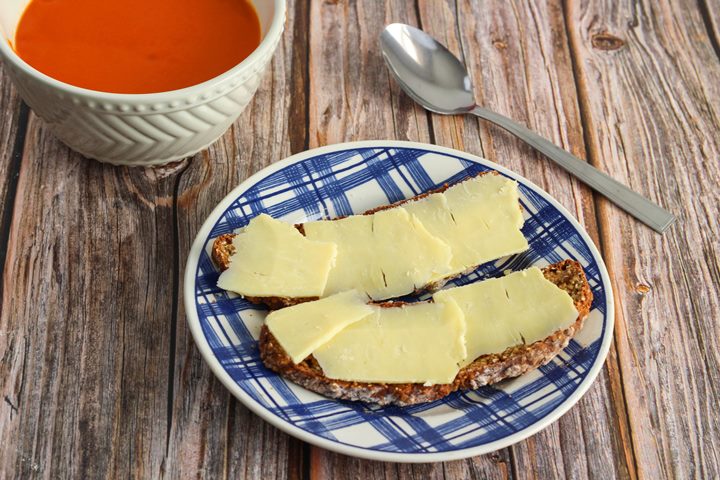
[13,0,261,93]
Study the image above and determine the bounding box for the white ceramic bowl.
[0,0,286,166]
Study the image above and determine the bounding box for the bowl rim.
[0,0,286,101]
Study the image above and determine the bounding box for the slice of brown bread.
[258,259,592,406]
[213,172,511,308]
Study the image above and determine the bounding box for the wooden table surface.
[1,0,719,478]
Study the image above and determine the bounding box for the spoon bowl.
[381,23,475,114]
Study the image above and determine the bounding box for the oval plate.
[184,141,614,463]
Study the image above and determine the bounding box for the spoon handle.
[470,106,675,233]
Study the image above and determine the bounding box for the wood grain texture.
[0,119,178,478]
[0,66,26,280]
[308,0,431,146]
[1,0,719,478]
[566,0,720,477]
[0,63,28,478]
[310,447,513,480]
[417,1,633,479]
[165,1,309,479]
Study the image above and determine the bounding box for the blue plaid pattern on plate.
[184,141,614,462]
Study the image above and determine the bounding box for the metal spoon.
[380,23,675,233]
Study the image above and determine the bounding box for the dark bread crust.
[259,260,593,406]
[212,172,499,307]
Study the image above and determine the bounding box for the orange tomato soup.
[13,0,261,93]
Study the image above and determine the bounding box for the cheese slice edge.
[265,290,374,364]
[433,267,578,367]
[217,214,337,298]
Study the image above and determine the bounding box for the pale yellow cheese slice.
[301,215,379,297]
[265,290,374,364]
[403,174,528,277]
[433,267,578,367]
[312,301,467,384]
[217,214,337,298]
[303,208,452,300]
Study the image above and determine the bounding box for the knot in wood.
[492,39,507,50]
[591,32,625,51]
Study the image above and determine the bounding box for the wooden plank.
[310,448,514,479]
[166,0,309,479]
[0,116,178,478]
[417,1,634,478]
[0,63,27,480]
[307,0,431,145]
[565,0,720,478]
[305,0,513,477]
[0,68,26,277]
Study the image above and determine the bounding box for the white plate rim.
[183,140,615,463]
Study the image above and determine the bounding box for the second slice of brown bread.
[258,259,592,406]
